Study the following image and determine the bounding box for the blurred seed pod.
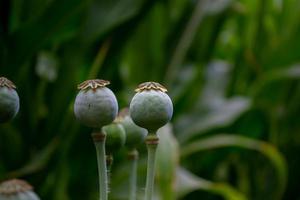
[103,122,126,154]
[118,108,147,150]
[0,77,20,123]
[129,82,173,132]
[0,179,40,200]
[74,79,118,128]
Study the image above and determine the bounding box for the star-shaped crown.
[0,179,33,195]
[135,82,167,93]
[78,79,110,90]
[0,77,16,89]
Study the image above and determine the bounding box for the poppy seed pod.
[102,122,126,154]
[129,82,173,132]
[74,79,118,128]
[0,77,20,123]
[118,108,147,150]
[0,179,40,200]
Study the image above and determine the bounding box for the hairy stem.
[106,154,113,193]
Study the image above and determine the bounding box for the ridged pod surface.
[129,82,173,132]
[74,79,118,128]
[0,179,40,200]
[0,77,20,123]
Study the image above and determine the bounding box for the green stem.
[92,131,108,200]
[128,149,139,200]
[145,133,159,200]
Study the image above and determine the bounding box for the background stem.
[92,132,108,200]
[128,149,139,200]
[165,0,206,86]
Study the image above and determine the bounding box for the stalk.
[92,130,108,200]
[128,149,139,200]
[144,133,159,200]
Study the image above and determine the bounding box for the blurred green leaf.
[156,124,179,200]
[250,64,300,96]
[204,0,233,15]
[5,138,59,178]
[82,0,147,44]
[181,134,288,200]
[177,97,251,143]
[176,167,247,200]
[7,0,92,69]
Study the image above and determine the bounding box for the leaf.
[156,124,180,200]
[5,138,59,178]
[120,1,170,85]
[81,0,147,44]
[165,0,233,87]
[250,64,300,96]
[165,0,206,86]
[177,97,251,143]
[204,0,233,15]
[180,134,288,200]
[176,167,247,200]
[7,0,93,69]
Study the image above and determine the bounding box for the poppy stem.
[92,130,108,200]
[144,133,159,200]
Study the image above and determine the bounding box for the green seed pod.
[0,179,40,200]
[74,79,118,128]
[103,122,126,154]
[0,77,20,123]
[118,108,147,150]
[129,82,173,133]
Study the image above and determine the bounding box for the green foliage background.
[1,0,300,199]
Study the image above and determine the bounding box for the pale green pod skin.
[74,87,118,128]
[22,191,40,200]
[121,115,147,150]
[0,191,40,200]
[103,123,126,154]
[130,90,173,132]
[0,86,20,123]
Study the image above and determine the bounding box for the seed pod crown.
[0,179,40,200]
[78,79,110,90]
[135,82,167,93]
[0,179,33,195]
[0,77,17,89]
